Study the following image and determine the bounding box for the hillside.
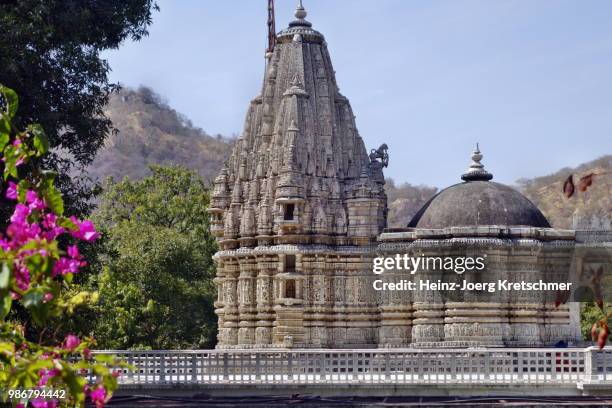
[385,180,437,228]
[518,155,611,230]
[87,86,234,182]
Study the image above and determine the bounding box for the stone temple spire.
[461,143,493,182]
[209,2,388,349]
[210,1,387,242]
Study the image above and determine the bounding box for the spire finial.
[288,0,312,28]
[295,0,307,19]
[461,143,493,182]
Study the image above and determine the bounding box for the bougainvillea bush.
[0,85,125,407]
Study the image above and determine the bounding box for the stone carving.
[369,143,389,168]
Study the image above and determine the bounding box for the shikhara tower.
[209,3,388,348]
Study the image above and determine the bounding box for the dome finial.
[461,143,493,182]
[295,0,307,20]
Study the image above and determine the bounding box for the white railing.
[91,347,612,387]
[585,346,612,384]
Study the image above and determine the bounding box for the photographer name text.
[373,279,572,293]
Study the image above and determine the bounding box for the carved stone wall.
[376,227,582,348]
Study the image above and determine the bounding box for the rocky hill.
[518,155,611,230]
[89,87,609,230]
[88,86,234,182]
[385,180,437,228]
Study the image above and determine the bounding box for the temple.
[208,2,604,349]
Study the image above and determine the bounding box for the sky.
[102,0,612,188]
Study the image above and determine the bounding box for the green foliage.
[90,166,218,349]
[581,302,607,339]
[0,0,158,216]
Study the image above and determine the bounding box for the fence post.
[223,352,229,381]
[321,352,326,383]
[584,347,595,384]
[255,352,260,382]
[159,353,166,384]
[191,353,198,383]
[385,352,390,380]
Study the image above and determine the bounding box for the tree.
[89,166,218,349]
[0,0,158,216]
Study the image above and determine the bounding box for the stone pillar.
[340,254,379,348]
[540,242,579,345]
[444,249,509,347]
[221,258,239,347]
[213,265,225,347]
[237,257,257,346]
[507,248,544,346]
[255,255,275,346]
[303,253,332,347]
[377,258,413,347]
[411,257,445,346]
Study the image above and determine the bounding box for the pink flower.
[42,213,57,227]
[69,217,100,242]
[14,263,30,291]
[26,190,46,211]
[67,244,80,259]
[5,181,18,200]
[89,386,106,406]
[63,334,80,350]
[7,221,42,245]
[37,368,59,386]
[52,257,83,276]
[43,292,54,302]
[42,214,65,241]
[10,204,30,224]
[31,399,58,408]
[25,190,37,202]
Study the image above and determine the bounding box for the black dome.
[407,180,550,229]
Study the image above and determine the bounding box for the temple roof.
[408,146,550,229]
[277,1,323,43]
